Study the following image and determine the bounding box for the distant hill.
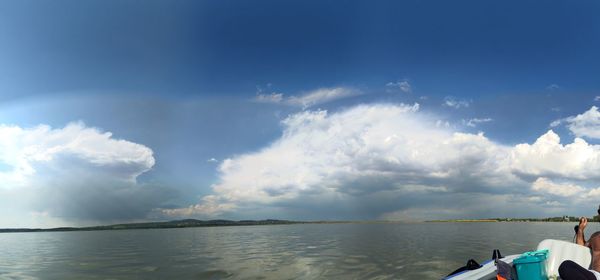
[0,219,304,233]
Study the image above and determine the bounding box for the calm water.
[0,222,585,279]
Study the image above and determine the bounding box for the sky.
[1,0,600,227]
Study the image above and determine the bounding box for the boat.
[444,239,591,279]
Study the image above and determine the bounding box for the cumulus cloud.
[0,122,154,185]
[158,104,600,221]
[462,118,493,127]
[163,104,600,221]
[510,130,600,180]
[563,106,600,139]
[254,87,360,109]
[530,177,600,203]
[531,177,583,197]
[163,104,509,219]
[0,122,169,225]
[386,80,412,93]
[550,106,600,139]
[443,96,471,109]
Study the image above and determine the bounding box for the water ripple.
[0,222,576,279]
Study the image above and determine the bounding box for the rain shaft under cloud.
[0,122,172,227]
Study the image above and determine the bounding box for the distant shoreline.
[1,217,589,233]
[0,219,361,233]
[427,216,590,223]
[427,219,499,222]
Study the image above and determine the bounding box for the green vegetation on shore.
[5,216,599,233]
[427,216,600,223]
[1,220,429,233]
[0,219,316,233]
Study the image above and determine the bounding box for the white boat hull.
[444,239,592,279]
[444,254,520,280]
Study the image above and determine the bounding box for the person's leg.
[559,260,596,280]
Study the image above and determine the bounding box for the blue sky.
[1,0,600,227]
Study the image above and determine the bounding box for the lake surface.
[0,222,587,279]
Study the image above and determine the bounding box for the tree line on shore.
[428,216,600,222]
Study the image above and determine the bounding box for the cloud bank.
[165,103,600,220]
[0,122,168,226]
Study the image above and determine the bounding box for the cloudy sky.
[2,0,600,227]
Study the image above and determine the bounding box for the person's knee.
[559,260,577,276]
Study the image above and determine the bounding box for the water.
[0,222,582,279]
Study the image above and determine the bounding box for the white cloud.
[531,177,583,197]
[0,122,154,186]
[510,130,600,180]
[549,119,562,128]
[207,158,219,163]
[164,103,520,218]
[586,187,600,198]
[287,87,360,108]
[443,96,471,109]
[563,106,600,139]
[255,92,284,103]
[546,84,560,90]
[594,96,600,102]
[531,177,600,202]
[463,118,492,127]
[164,105,600,220]
[161,195,235,217]
[550,106,600,139]
[0,122,165,226]
[386,80,412,93]
[254,87,360,109]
